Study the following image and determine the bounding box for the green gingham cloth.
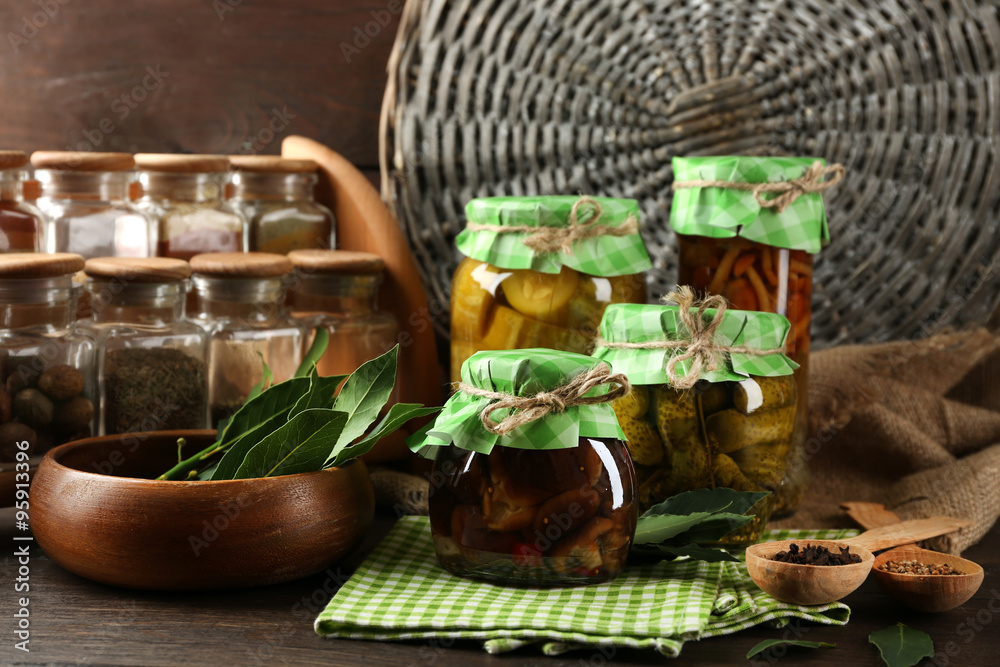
[457,196,653,276]
[315,517,854,657]
[670,156,832,253]
[412,348,625,456]
[593,303,798,385]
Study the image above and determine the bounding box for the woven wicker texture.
[380,0,1000,347]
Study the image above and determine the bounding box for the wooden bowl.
[872,546,985,613]
[31,430,374,590]
[745,539,875,606]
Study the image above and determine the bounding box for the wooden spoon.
[745,516,971,606]
[841,502,984,612]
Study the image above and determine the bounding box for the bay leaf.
[869,623,934,667]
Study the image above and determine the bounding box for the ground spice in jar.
[104,347,207,433]
[772,543,862,566]
[877,559,962,575]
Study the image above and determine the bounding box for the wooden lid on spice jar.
[228,156,318,173]
[287,250,385,275]
[0,253,85,279]
[0,151,29,171]
[85,257,192,283]
[133,154,230,173]
[190,252,293,278]
[30,151,135,172]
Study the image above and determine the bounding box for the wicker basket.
[380,0,1000,348]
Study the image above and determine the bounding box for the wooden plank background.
[0,0,399,175]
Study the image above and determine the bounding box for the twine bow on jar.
[464,195,639,255]
[672,161,845,214]
[457,363,630,435]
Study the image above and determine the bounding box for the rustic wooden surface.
[4,510,999,666]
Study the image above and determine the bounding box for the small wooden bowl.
[745,539,875,606]
[872,546,985,612]
[31,430,374,590]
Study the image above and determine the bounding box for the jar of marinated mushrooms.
[413,349,636,586]
[0,151,45,253]
[670,157,843,515]
[592,289,799,544]
[228,155,334,254]
[31,151,155,258]
[450,196,650,382]
[134,154,245,260]
[0,253,95,461]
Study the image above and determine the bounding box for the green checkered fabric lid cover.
[670,156,831,253]
[412,348,626,456]
[457,196,653,276]
[593,303,798,385]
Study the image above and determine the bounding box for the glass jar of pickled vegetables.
[81,257,208,435]
[189,252,305,427]
[413,349,636,585]
[229,156,334,254]
[670,157,843,516]
[450,196,651,382]
[0,253,96,461]
[592,291,799,544]
[31,151,155,258]
[0,151,45,253]
[134,154,246,260]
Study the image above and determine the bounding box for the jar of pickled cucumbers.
[670,157,843,516]
[592,292,799,544]
[413,349,636,586]
[450,196,651,382]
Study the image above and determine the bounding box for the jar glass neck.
[140,172,227,203]
[0,169,27,202]
[231,172,317,202]
[87,280,188,324]
[0,277,76,329]
[292,274,381,314]
[191,275,287,320]
[36,170,132,201]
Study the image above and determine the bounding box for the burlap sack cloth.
[372,329,1000,554]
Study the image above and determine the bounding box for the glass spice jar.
[450,196,651,383]
[413,349,637,586]
[0,253,96,462]
[670,156,842,516]
[189,252,305,427]
[228,156,335,254]
[80,257,209,435]
[0,151,46,253]
[133,154,246,260]
[30,151,155,258]
[592,294,799,545]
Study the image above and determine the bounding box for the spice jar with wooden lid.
[670,156,844,516]
[228,156,334,254]
[0,151,46,253]
[80,257,208,435]
[31,151,155,258]
[0,253,96,460]
[189,251,305,426]
[133,154,246,260]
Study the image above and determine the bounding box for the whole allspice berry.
[53,396,94,434]
[38,365,85,401]
[14,388,55,428]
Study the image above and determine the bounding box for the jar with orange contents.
[669,156,844,515]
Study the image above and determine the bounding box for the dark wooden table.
[4,511,999,667]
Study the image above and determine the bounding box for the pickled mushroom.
[550,517,613,574]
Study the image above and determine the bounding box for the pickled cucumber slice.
[705,405,796,454]
[612,385,650,419]
[450,340,482,383]
[482,305,584,352]
[502,266,579,323]
[733,375,797,414]
[616,413,664,466]
[451,259,499,341]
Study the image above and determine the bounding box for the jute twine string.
[464,195,639,255]
[595,286,786,390]
[672,161,846,214]
[457,363,630,435]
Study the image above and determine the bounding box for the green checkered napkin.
[412,348,625,456]
[670,156,832,253]
[457,196,653,276]
[593,303,798,385]
[314,517,853,658]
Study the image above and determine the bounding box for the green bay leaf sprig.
[157,332,439,480]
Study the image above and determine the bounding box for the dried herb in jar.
[104,348,206,433]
